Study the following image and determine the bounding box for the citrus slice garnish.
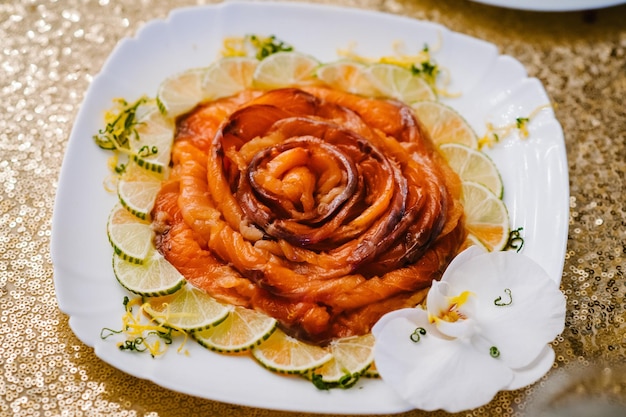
[251,328,332,374]
[307,333,375,385]
[193,306,277,353]
[459,233,490,252]
[106,203,153,264]
[252,51,320,89]
[203,56,258,100]
[439,143,503,198]
[412,100,478,148]
[362,362,379,378]
[131,103,175,174]
[112,250,186,297]
[315,60,378,96]
[156,67,208,118]
[142,283,233,332]
[117,162,163,221]
[365,63,436,103]
[462,181,510,252]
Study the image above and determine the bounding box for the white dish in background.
[51,1,569,414]
[469,0,625,11]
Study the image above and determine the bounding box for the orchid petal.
[442,250,565,369]
[507,345,555,390]
[425,280,451,317]
[433,315,476,339]
[372,247,566,413]
[444,245,487,271]
[373,308,513,413]
[372,308,437,370]
[426,281,478,339]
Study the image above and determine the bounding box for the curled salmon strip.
[152,87,465,344]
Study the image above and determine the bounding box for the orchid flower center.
[430,290,472,324]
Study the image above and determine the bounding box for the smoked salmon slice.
[152,87,465,344]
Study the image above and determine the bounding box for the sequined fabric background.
[1,0,625,416]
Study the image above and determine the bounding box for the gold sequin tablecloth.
[1,0,625,416]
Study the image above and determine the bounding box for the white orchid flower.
[372,246,566,413]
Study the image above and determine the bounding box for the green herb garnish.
[93,96,148,152]
[410,327,427,343]
[247,34,293,60]
[505,227,525,252]
[494,288,513,306]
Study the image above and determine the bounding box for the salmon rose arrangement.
[96,35,529,390]
[156,84,466,344]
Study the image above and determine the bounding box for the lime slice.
[362,362,379,378]
[131,103,175,174]
[308,333,375,384]
[156,67,208,118]
[365,63,436,103]
[193,306,277,353]
[459,233,490,252]
[412,101,478,148]
[462,181,510,252]
[142,283,233,332]
[107,203,153,264]
[203,56,258,100]
[251,328,332,374]
[252,51,320,89]
[315,60,378,96]
[112,250,186,296]
[439,143,503,198]
[117,162,163,220]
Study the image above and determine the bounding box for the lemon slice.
[439,143,503,198]
[117,162,163,221]
[412,101,478,148]
[142,283,233,332]
[131,103,175,174]
[203,56,258,100]
[251,328,332,374]
[252,51,320,89]
[112,250,185,296]
[106,203,153,264]
[315,60,378,96]
[365,63,436,103]
[308,333,375,385]
[193,306,278,353]
[462,181,510,252]
[156,67,208,118]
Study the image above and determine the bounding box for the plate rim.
[468,0,626,11]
